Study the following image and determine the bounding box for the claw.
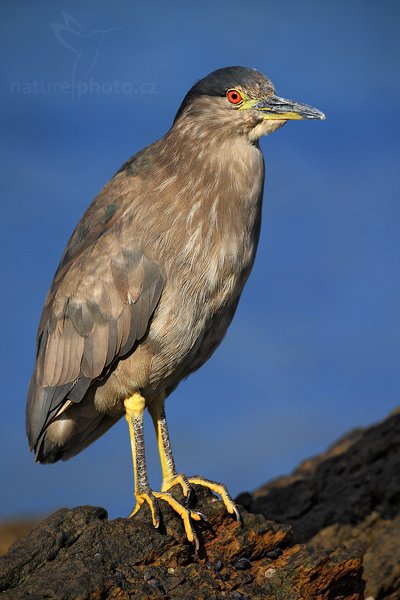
[195,510,208,523]
[193,531,200,552]
[231,503,241,522]
[185,485,194,505]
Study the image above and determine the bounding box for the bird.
[26,66,325,548]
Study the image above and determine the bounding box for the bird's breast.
[146,141,264,390]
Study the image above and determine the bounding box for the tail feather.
[35,401,123,463]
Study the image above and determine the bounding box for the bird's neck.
[157,124,265,215]
[147,125,265,279]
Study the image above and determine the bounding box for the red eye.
[226,89,243,105]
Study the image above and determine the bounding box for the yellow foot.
[129,489,203,549]
[162,473,241,521]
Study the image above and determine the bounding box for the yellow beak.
[241,95,326,120]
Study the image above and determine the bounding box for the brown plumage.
[27,66,324,543]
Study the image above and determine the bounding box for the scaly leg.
[124,393,202,547]
[124,393,160,526]
[149,396,240,521]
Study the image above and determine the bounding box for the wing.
[26,174,164,454]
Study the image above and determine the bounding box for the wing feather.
[27,235,164,451]
[57,319,73,384]
[81,322,109,379]
[42,331,62,387]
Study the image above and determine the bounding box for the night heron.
[27,66,325,547]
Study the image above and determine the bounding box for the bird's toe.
[187,475,241,521]
[153,490,201,547]
[161,472,191,497]
[128,490,161,528]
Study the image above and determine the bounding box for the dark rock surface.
[2,409,399,599]
[0,492,363,599]
[246,409,400,599]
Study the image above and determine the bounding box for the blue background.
[1,1,399,519]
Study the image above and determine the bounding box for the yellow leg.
[149,396,240,521]
[149,395,191,496]
[124,393,146,495]
[124,393,161,527]
[124,393,203,548]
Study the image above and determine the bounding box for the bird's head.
[174,66,325,141]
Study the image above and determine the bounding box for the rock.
[0,487,363,599]
[248,409,400,599]
[4,409,399,599]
